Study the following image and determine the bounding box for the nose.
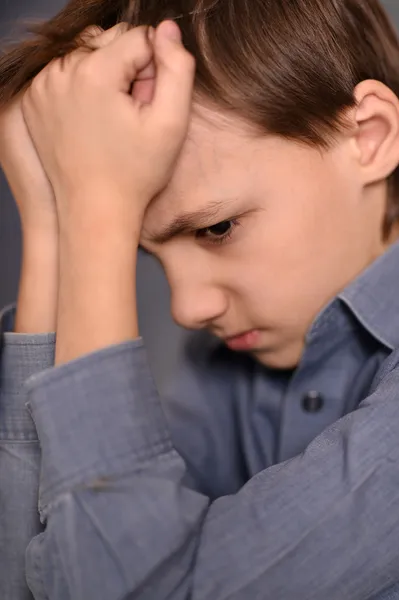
[170,283,228,331]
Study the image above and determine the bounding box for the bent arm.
[0,304,55,600]
[25,339,399,600]
[0,224,58,599]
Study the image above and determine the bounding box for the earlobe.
[353,80,399,184]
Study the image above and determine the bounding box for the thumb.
[91,26,154,92]
[150,21,195,137]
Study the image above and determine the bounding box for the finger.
[78,25,104,47]
[79,23,130,50]
[88,26,153,92]
[133,78,156,104]
[62,23,132,73]
[150,21,195,135]
[132,61,156,103]
[136,61,156,81]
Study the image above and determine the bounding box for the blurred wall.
[1,0,399,389]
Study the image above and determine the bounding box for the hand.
[0,91,56,233]
[0,26,114,333]
[0,25,123,233]
[0,25,117,234]
[21,20,195,234]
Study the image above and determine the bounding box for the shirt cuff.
[25,340,173,514]
[0,303,56,441]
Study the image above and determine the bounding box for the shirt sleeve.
[0,304,55,600]
[25,338,399,600]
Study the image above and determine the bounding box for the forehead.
[142,105,261,238]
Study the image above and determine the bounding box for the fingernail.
[159,20,182,42]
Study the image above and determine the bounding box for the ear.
[352,80,399,185]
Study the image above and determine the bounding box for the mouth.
[224,329,261,352]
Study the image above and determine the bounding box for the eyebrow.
[149,200,235,245]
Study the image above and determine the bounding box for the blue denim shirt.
[4,242,399,598]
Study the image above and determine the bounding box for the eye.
[195,219,239,245]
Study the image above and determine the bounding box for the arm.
[22,218,399,600]
[18,23,399,599]
[24,317,399,600]
[0,231,57,600]
[0,93,58,599]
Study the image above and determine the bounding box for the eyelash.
[195,219,240,245]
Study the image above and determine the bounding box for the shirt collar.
[338,240,399,351]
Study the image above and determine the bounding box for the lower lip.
[225,330,261,351]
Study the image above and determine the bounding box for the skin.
[140,102,397,368]
[1,23,398,600]
[11,23,399,372]
[21,22,196,365]
[0,92,58,334]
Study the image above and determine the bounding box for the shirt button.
[302,391,324,413]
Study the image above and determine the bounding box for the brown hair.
[1,0,399,235]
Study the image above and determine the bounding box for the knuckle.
[185,52,196,74]
[85,25,104,36]
[102,22,132,45]
[173,49,196,74]
[75,57,102,87]
[21,90,30,114]
[21,86,36,120]
[79,25,104,42]
[41,59,65,91]
[128,25,150,50]
[81,22,130,49]
[183,50,196,71]
[29,75,43,98]
[158,114,182,138]
[111,22,131,35]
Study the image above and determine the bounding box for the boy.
[2,1,399,598]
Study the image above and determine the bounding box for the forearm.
[0,225,58,598]
[14,227,59,334]
[55,214,139,365]
[24,328,399,600]
[22,194,399,599]
[0,307,56,599]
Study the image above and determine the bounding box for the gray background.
[1,0,398,388]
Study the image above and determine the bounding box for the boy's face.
[141,105,387,369]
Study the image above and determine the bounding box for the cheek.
[223,232,304,318]
[229,200,356,328]
[254,162,362,284]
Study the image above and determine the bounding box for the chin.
[251,344,303,370]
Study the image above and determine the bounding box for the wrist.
[19,210,58,239]
[14,230,59,334]
[55,227,140,365]
[21,221,59,250]
[57,188,144,241]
